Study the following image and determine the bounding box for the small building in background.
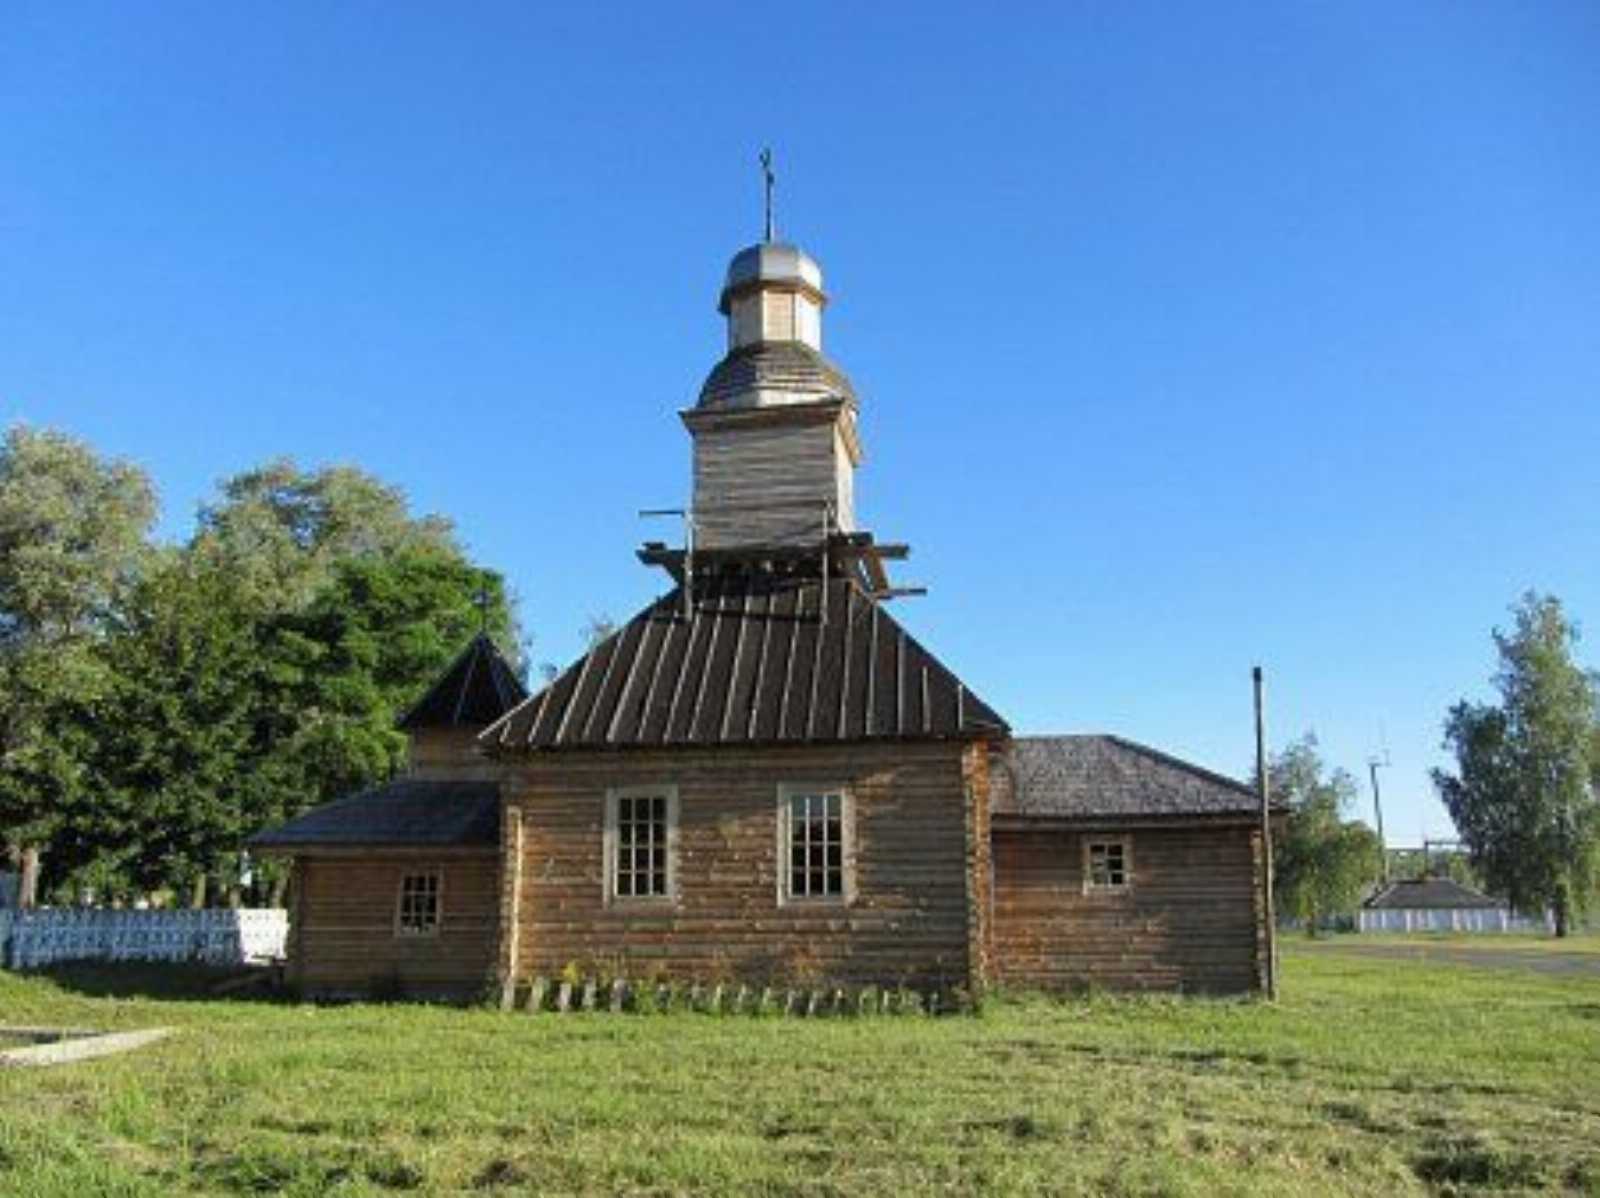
[1358,876,1552,934]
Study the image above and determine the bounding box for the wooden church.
[254,222,1272,1000]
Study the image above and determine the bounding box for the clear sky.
[4,2,1598,843]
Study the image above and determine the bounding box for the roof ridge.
[1101,734,1256,797]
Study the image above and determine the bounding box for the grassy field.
[1,938,1597,1196]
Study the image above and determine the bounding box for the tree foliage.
[1271,735,1383,933]
[1433,592,1600,935]
[2,434,524,903]
[0,426,156,878]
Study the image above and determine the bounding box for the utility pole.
[1253,666,1277,1001]
[1368,756,1389,882]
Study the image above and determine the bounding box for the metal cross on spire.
[472,578,493,634]
[760,147,775,242]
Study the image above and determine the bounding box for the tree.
[0,426,155,904]
[1271,735,1384,934]
[1433,592,1600,936]
[87,550,260,902]
[179,462,521,897]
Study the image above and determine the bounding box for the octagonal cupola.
[719,241,827,352]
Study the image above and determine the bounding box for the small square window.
[1085,840,1131,892]
[397,872,441,936]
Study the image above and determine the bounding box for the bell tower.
[681,158,862,551]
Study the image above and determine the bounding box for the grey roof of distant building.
[990,735,1262,820]
[1363,877,1505,910]
[249,780,500,849]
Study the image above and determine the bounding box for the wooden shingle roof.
[991,735,1262,821]
[481,573,1007,753]
[397,633,527,731]
[697,341,856,410]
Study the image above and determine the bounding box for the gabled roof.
[990,735,1261,820]
[249,780,500,849]
[482,573,1008,753]
[1363,877,1504,911]
[397,633,527,731]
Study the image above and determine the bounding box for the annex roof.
[248,780,500,850]
[481,572,1007,753]
[397,633,528,732]
[1362,877,1504,911]
[990,735,1262,821]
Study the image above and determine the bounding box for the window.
[606,787,677,902]
[780,786,850,903]
[396,872,441,935]
[1084,839,1131,893]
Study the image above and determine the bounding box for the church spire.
[760,147,776,243]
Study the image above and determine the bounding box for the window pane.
[826,870,842,895]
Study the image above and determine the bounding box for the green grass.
[2,944,1597,1196]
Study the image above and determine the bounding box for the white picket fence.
[0,907,287,969]
[1357,907,1553,934]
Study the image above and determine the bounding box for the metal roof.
[991,735,1261,820]
[481,573,1008,753]
[397,633,528,731]
[249,780,501,849]
[722,241,824,299]
[1363,877,1505,910]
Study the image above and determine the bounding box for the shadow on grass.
[22,961,288,1004]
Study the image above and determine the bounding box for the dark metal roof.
[397,633,528,731]
[1363,877,1504,910]
[697,341,856,410]
[249,780,500,849]
[481,573,1008,753]
[991,735,1261,820]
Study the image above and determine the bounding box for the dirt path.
[1308,940,1600,977]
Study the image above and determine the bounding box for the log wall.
[692,417,853,547]
[500,741,977,990]
[991,824,1262,994]
[290,851,499,998]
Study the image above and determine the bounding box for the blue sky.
[4,2,1598,842]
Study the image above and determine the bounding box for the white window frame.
[604,785,680,905]
[395,870,443,937]
[1083,837,1133,895]
[776,783,855,906]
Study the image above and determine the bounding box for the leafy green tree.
[1271,735,1384,934]
[1433,592,1600,936]
[191,458,457,612]
[177,462,521,897]
[87,551,260,902]
[0,425,156,903]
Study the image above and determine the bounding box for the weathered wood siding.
[991,824,1261,993]
[692,417,853,547]
[290,851,499,998]
[500,741,976,989]
[408,727,491,775]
